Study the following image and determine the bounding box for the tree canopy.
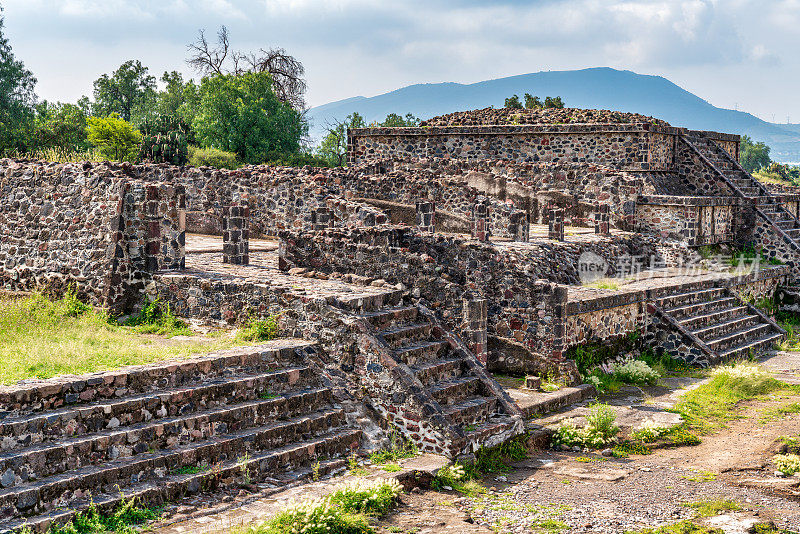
[92,60,157,123]
[739,135,771,173]
[0,10,37,152]
[192,71,305,164]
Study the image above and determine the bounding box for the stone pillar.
[463,298,488,365]
[472,196,490,242]
[311,207,332,231]
[416,201,436,233]
[222,202,249,265]
[548,207,564,241]
[142,183,186,272]
[594,204,610,235]
[509,210,529,242]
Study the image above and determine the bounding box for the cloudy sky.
[1,0,798,122]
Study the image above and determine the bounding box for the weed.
[240,478,402,534]
[554,403,620,449]
[625,521,724,534]
[773,454,800,475]
[46,495,158,534]
[611,359,661,386]
[124,297,192,336]
[680,470,717,482]
[259,391,279,400]
[531,519,568,532]
[760,402,800,423]
[237,452,252,485]
[370,431,419,465]
[348,455,368,476]
[381,463,402,473]
[238,314,281,342]
[312,461,321,482]
[173,465,208,475]
[682,499,740,517]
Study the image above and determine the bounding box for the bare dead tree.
[186,26,229,76]
[186,26,306,110]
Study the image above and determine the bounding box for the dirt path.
[374,354,800,534]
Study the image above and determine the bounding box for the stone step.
[705,323,775,353]
[0,388,333,488]
[459,417,519,447]
[777,219,797,230]
[393,341,450,366]
[785,228,800,239]
[0,345,313,416]
[428,377,482,406]
[691,314,762,342]
[665,296,739,320]
[441,396,498,427]
[381,323,434,349]
[0,409,351,520]
[411,357,464,386]
[678,305,750,331]
[658,287,727,310]
[0,367,316,452]
[739,187,760,197]
[334,290,404,313]
[0,434,356,533]
[359,306,418,329]
[718,332,785,362]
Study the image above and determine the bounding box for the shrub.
[630,420,671,443]
[773,453,800,476]
[188,145,239,169]
[553,403,620,449]
[87,114,141,162]
[139,115,191,165]
[611,359,661,386]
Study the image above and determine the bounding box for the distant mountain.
[307,67,800,164]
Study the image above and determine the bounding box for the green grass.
[760,402,800,423]
[672,363,799,434]
[530,519,568,532]
[237,314,281,342]
[0,292,245,385]
[625,521,724,534]
[682,499,740,517]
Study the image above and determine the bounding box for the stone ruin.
[0,107,798,532]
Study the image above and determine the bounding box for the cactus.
[138,115,192,165]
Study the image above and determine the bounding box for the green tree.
[87,114,141,161]
[544,96,565,109]
[0,8,37,152]
[92,60,157,123]
[30,102,89,151]
[378,113,420,127]
[155,71,200,124]
[739,135,771,173]
[504,95,523,109]
[192,71,304,164]
[316,112,366,167]
[524,93,542,109]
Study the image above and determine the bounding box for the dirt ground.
[373,353,800,534]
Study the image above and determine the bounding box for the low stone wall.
[636,196,740,245]
[752,210,800,279]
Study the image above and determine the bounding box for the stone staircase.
[684,132,770,199]
[335,295,524,458]
[0,344,361,533]
[652,283,784,364]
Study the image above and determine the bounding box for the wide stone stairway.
[653,283,784,364]
[338,294,524,458]
[0,344,361,533]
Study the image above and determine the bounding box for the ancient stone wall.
[0,159,185,310]
[674,137,736,196]
[349,124,679,171]
[636,196,740,245]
